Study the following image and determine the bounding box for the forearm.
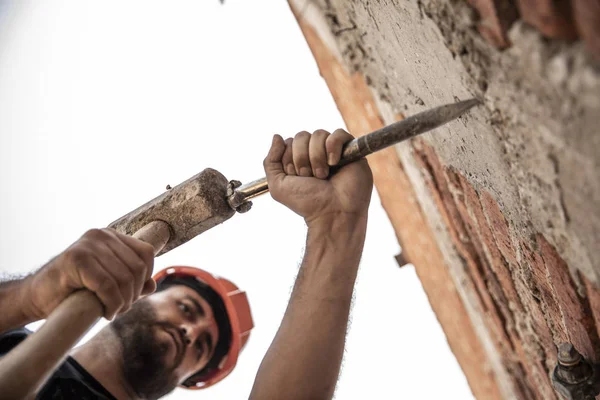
[0,275,38,333]
[250,215,367,400]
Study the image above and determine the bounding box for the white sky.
[0,1,474,399]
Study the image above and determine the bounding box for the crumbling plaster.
[303,0,600,288]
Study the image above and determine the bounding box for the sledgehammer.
[0,99,479,398]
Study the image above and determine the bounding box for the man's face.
[111,285,220,399]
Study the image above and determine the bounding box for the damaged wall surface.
[289,0,600,399]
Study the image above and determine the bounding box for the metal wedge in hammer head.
[108,168,235,256]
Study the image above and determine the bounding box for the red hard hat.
[152,266,254,389]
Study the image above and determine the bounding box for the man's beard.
[111,299,179,399]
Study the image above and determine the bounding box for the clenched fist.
[28,228,156,321]
[263,129,373,227]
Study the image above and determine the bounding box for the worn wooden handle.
[0,221,171,400]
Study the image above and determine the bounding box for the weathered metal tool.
[227,98,480,210]
[108,98,480,257]
[0,98,479,399]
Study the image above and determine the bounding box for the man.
[0,128,373,399]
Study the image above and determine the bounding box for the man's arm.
[0,229,157,335]
[0,276,38,333]
[250,215,366,400]
[251,129,373,400]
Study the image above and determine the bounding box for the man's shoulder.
[36,356,118,400]
[0,328,117,400]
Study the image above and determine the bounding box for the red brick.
[572,0,600,57]
[516,0,579,39]
[445,169,493,300]
[520,241,569,345]
[537,236,596,361]
[512,271,557,368]
[480,191,518,266]
[414,143,472,248]
[461,182,524,315]
[415,149,497,315]
[290,5,600,398]
[412,146,473,271]
[409,142,600,398]
[529,357,558,400]
[508,362,539,400]
[584,278,600,341]
[412,146,566,398]
[410,143,594,399]
[289,8,506,398]
[450,171,517,344]
[466,0,519,48]
[413,147,511,352]
[513,337,558,400]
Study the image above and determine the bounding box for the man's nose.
[178,321,210,344]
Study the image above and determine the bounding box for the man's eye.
[179,302,191,315]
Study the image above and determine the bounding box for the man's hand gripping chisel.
[0,99,480,398]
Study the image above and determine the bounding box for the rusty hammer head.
[109,168,235,256]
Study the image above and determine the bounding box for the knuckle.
[326,134,339,144]
[333,128,350,136]
[112,230,130,241]
[294,131,310,140]
[98,277,118,294]
[102,227,118,236]
[133,258,149,275]
[65,245,91,265]
[293,149,309,161]
[330,133,345,144]
[312,129,329,137]
[83,228,104,240]
[118,278,132,294]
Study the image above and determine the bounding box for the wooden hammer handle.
[0,221,171,400]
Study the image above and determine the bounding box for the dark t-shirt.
[0,328,117,399]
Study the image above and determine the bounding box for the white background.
[0,1,474,399]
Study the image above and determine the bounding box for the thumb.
[263,134,286,186]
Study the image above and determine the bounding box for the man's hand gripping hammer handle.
[0,221,171,400]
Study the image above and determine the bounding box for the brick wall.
[289,0,600,398]
[466,0,599,56]
[289,4,506,396]
[413,140,600,399]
